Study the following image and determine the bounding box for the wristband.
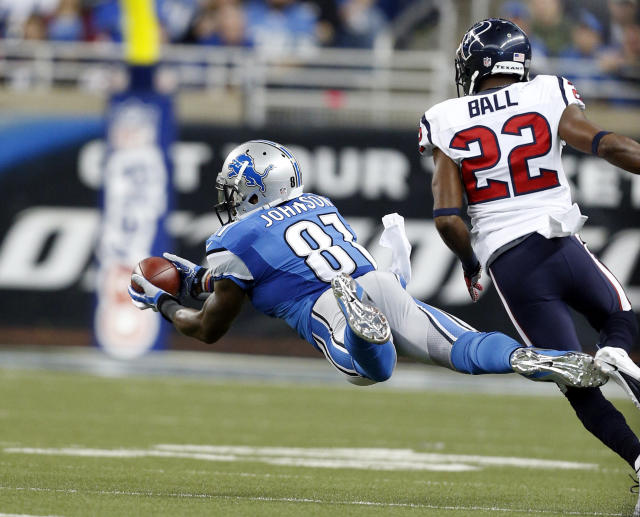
[591,131,612,155]
[461,254,480,275]
[433,207,462,218]
[192,267,207,296]
[200,270,214,293]
[206,274,214,292]
[158,296,182,322]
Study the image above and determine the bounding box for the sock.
[599,310,639,353]
[451,331,520,374]
[343,328,396,383]
[564,386,640,469]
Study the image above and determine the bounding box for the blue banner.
[94,66,175,359]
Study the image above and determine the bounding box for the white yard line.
[155,444,599,470]
[0,513,63,517]
[3,445,599,472]
[0,487,624,516]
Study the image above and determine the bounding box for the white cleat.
[510,347,608,388]
[331,273,391,344]
[594,347,640,410]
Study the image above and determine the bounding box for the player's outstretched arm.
[431,148,483,301]
[559,104,640,174]
[168,279,246,344]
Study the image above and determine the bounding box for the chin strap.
[468,70,480,95]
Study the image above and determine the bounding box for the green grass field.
[0,367,638,516]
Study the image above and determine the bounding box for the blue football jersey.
[205,194,376,341]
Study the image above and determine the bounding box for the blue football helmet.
[214,140,304,225]
[455,18,531,96]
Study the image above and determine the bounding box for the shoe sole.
[595,347,640,410]
[331,273,391,345]
[511,348,608,388]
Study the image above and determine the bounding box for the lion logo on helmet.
[228,153,274,193]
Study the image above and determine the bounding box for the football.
[131,256,181,297]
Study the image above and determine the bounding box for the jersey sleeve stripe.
[556,76,569,106]
[421,114,433,144]
[206,247,227,256]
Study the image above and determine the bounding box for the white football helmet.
[215,140,304,225]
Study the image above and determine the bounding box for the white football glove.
[128,273,176,312]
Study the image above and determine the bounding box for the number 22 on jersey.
[450,111,560,204]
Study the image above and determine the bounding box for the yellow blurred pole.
[121,0,160,65]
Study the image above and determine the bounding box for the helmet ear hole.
[248,194,259,205]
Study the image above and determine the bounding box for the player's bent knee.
[369,364,394,383]
[349,340,397,383]
[358,353,395,383]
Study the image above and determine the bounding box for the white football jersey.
[420,75,587,266]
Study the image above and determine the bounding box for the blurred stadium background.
[1,2,640,516]
[0,0,639,360]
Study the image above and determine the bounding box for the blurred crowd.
[2,0,637,69]
[0,0,414,51]
[498,0,640,87]
[0,0,637,101]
